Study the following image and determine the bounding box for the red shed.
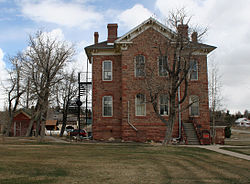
[11,110,35,136]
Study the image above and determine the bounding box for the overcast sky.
[0,0,250,113]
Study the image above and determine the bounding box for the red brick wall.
[92,27,210,143]
[92,54,122,140]
[215,127,225,144]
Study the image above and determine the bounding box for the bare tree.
[208,60,222,144]
[138,9,208,144]
[55,71,78,136]
[3,54,25,136]
[23,31,75,139]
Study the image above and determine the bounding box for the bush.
[225,126,231,138]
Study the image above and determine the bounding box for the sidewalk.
[197,145,250,161]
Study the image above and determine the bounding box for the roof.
[85,17,216,60]
[115,17,174,43]
[14,109,32,119]
[46,120,57,126]
[85,41,115,50]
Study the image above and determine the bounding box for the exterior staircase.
[183,123,200,145]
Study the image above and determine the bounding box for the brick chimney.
[94,32,99,44]
[191,32,198,43]
[107,23,118,44]
[177,24,188,39]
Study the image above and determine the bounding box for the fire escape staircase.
[183,123,200,145]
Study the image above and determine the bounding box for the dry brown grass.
[0,140,249,184]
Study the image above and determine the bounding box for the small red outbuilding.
[11,110,35,136]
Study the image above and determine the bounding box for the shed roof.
[46,120,57,126]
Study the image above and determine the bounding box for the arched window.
[135,55,145,77]
[135,93,146,116]
[189,95,199,116]
[102,60,112,81]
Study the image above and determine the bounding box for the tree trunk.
[163,93,176,145]
[35,120,40,137]
[4,116,14,136]
[60,112,67,137]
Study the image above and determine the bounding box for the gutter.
[127,101,138,132]
[177,86,182,140]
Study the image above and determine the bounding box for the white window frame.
[190,60,198,80]
[189,95,199,117]
[102,96,113,117]
[134,55,145,77]
[158,56,168,77]
[159,94,169,116]
[102,60,112,81]
[135,93,146,116]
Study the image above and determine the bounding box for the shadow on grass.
[0,177,54,184]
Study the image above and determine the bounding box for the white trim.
[92,52,121,56]
[135,94,146,116]
[115,17,174,43]
[102,60,112,81]
[102,96,113,117]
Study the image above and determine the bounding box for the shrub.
[225,126,231,138]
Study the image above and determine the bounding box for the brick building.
[85,18,216,144]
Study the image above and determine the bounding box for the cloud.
[41,28,65,41]
[155,0,250,112]
[0,48,8,110]
[117,4,153,29]
[19,0,102,29]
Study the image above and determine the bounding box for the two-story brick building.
[85,18,215,144]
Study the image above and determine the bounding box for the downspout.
[127,101,138,131]
[177,86,181,140]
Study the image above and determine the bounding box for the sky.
[0,0,250,113]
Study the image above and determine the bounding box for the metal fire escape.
[76,60,92,133]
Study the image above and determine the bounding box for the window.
[159,94,169,116]
[189,95,199,116]
[103,96,113,117]
[159,56,168,76]
[135,93,146,116]
[190,60,198,80]
[135,55,145,77]
[102,60,112,81]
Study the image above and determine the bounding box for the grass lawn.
[225,126,250,146]
[0,142,250,184]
